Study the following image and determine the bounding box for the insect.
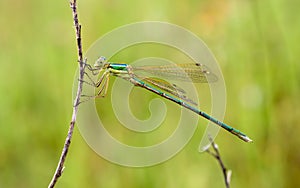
[81,56,252,142]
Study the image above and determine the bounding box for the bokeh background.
[1,0,299,187]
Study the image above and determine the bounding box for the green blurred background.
[1,0,299,187]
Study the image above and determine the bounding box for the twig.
[205,138,232,188]
[48,0,85,187]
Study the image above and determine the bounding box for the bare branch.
[205,138,232,188]
[48,0,85,187]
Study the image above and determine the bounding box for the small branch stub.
[205,137,231,188]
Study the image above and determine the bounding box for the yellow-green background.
[1,0,299,187]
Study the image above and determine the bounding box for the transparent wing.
[132,63,218,83]
[138,76,198,106]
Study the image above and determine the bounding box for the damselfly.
[82,56,252,142]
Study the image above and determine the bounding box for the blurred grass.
[0,0,300,187]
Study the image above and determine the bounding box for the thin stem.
[205,137,232,188]
[48,0,85,187]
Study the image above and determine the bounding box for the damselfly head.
[94,56,107,68]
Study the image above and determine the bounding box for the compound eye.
[94,56,107,67]
[99,56,106,63]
